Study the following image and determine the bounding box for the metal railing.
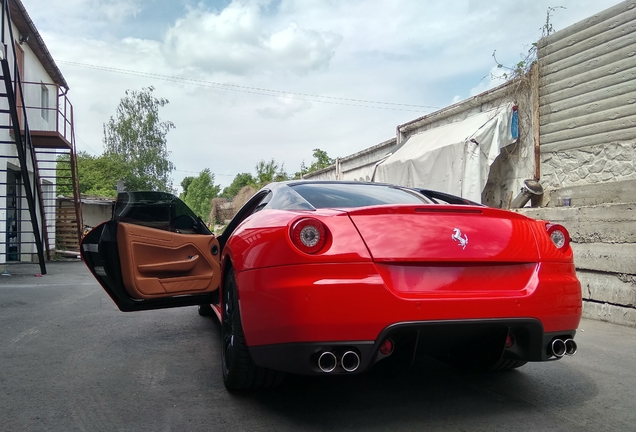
[21,81,74,145]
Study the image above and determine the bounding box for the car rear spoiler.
[414,189,483,206]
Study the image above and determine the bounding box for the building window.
[40,84,49,122]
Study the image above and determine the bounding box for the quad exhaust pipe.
[341,351,361,372]
[550,338,577,358]
[318,351,337,373]
[317,350,361,373]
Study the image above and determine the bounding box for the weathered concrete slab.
[583,300,636,327]
[579,270,636,307]
[572,242,636,274]
[517,202,636,243]
[548,180,636,207]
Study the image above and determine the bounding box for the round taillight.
[290,218,327,254]
[546,223,570,251]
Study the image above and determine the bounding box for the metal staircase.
[0,0,82,274]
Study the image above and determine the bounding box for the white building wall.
[21,34,57,134]
[0,20,59,263]
[303,139,396,181]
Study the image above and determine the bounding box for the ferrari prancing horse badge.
[452,228,468,250]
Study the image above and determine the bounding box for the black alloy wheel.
[221,267,284,390]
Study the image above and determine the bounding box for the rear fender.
[226,209,371,272]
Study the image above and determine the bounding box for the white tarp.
[374,103,516,203]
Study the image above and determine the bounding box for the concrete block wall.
[518,197,636,327]
[526,1,636,327]
[538,1,636,194]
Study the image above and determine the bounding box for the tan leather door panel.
[117,222,221,299]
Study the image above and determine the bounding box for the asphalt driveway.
[1,261,635,432]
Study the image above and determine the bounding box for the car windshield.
[290,183,432,208]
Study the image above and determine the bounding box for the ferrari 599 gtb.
[81,181,581,390]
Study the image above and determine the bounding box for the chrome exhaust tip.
[551,339,566,358]
[341,351,360,372]
[564,339,577,356]
[318,351,337,373]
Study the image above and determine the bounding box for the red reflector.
[379,339,394,355]
[505,334,515,349]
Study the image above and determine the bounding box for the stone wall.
[541,141,636,193]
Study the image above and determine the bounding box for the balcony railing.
[20,81,74,149]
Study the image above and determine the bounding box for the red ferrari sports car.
[81,181,582,390]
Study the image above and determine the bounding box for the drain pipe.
[511,179,544,208]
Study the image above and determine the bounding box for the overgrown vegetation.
[491,6,565,81]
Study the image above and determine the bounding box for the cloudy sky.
[21,0,619,189]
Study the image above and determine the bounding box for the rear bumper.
[237,261,581,372]
[249,319,577,375]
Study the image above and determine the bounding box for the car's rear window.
[290,183,432,208]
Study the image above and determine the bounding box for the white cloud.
[162,1,342,75]
[257,95,312,119]
[95,0,142,23]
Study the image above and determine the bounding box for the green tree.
[103,86,175,192]
[182,169,220,222]
[308,148,334,172]
[179,176,195,201]
[294,148,335,178]
[254,159,289,188]
[221,172,256,199]
[56,152,127,197]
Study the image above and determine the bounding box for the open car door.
[81,192,221,312]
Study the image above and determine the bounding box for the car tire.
[221,267,284,390]
[198,304,214,317]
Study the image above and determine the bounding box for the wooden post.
[531,62,541,181]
